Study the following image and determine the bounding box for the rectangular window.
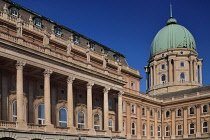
[177,125,182,136]
[203,122,208,133]
[158,126,161,137]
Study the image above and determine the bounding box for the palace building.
[0,0,209,140]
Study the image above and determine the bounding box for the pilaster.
[103,87,110,131]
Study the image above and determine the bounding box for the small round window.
[180,51,184,54]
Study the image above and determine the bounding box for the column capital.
[126,101,130,106]
[170,108,176,112]
[16,61,26,70]
[195,104,201,108]
[43,69,53,77]
[103,87,110,93]
[87,82,94,89]
[118,91,124,96]
[67,76,75,84]
[182,106,188,110]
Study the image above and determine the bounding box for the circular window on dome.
[180,51,184,54]
[161,54,164,57]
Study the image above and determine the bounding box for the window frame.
[161,64,165,70]
[165,126,170,137]
[177,109,182,117]
[38,104,45,125]
[131,122,136,136]
[180,73,185,83]
[202,121,208,134]
[189,123,195,135]
[177,124,182,136]
[93,113,100,130]
[123,121,126,131]
[157,111,161,119]
[142,124,146,136]
[142,107,146,116]
[10,7,19,17]
[189,107,195,115]
[158,126,161,137]
[150,125,154,137]
[180,62,185,67]
[131,104,136,114]
[161,74,166,84]
[77,110,85,129]
[131,81,135,90]
[59,107,68,127]
[150,109,153,117]
[33,18,42,27]
[165,111,170,118]
[12,100,17,122]
[202,104,208,113]
[108,119,113,131]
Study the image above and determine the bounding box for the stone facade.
[0,0,209,140]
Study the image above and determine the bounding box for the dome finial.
[170,2,173,18]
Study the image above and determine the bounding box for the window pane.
[38,104,44,118]
[78,111,84,123]
[59,108,67,121]
[94,114,100,125]
[60,122,67,127]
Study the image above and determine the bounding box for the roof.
[154,85,210,99]
[150,18,196,57]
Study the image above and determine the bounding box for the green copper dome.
[150,18,196,56]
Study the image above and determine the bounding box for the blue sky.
[11,0,210,93]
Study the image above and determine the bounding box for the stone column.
[43,69,53,125]
[87,82,94,129]
[126,101,131,139]
[183,106,188,138]
[16,61,26,122]
[174,60,177,82]
[190,60,193,82]
[150,66,153,87]
[200,64,203,84]
[118,91,123,132]
[103,87,110,131]
[193,61,197,82]
[153,64,157,86]
[67,76,75,127]
[171,108,176,139]
[196,104,201,137]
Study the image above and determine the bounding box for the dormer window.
[73,35,79,43]
[89,43,95,50]
[9,7,19,17]
[33,18,42,27]
[113,54,120,61]
[101,49,108,56]
[54,27,62,36]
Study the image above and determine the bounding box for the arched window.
[142,124,146,136]
[161,74,166,84]
[94,113,100,130]
[202,121,208,133]
[142,108,146,116]
[177,109,182,117]
[9,7,19,17]
[33,18,42,27]
[12,100,17,122]
[150,109,153,117]
[166,111,170,118]
[38,104,45,125]
[189,123,195,134]
[59,108,67,127]
[123,121,126,131]
[189,107,194,115]
[131,104,136,114]
[158,126,161,137]
[180,73,185,83]
[158,111,160,119]
[177,124,182,136]
[202,105,208,113]
[78,111,85,129]
[131,122,136,136]
[108,119,113,131]
[150,125,154,137]
[165,126,170,137]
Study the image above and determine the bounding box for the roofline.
[3,0,126,58]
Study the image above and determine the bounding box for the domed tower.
[145,6,203,95]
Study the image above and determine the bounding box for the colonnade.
[15,61,123,132]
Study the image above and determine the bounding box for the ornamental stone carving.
[43,69,53,77]
[67,76,75,83]
[87,82,94,89]
[16,61,26,70]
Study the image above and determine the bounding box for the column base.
[45,124,54,132]
[196,132,201,137]
[88,128,96,135]
[17,121,27,130]
[68,126,78,134]
[183,134,188,138]
[137,134,141,139]
[126,133,131,139]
